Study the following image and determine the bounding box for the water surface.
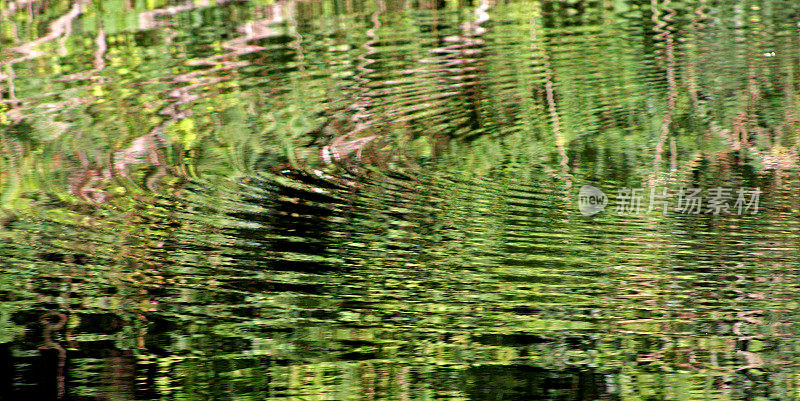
[2,0,800,399]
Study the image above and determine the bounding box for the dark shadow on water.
[463,365,616,401]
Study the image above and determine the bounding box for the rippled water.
[2,0,800,399]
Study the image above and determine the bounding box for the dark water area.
[2,0,800,399]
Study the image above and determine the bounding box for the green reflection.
[2,0,800,400]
